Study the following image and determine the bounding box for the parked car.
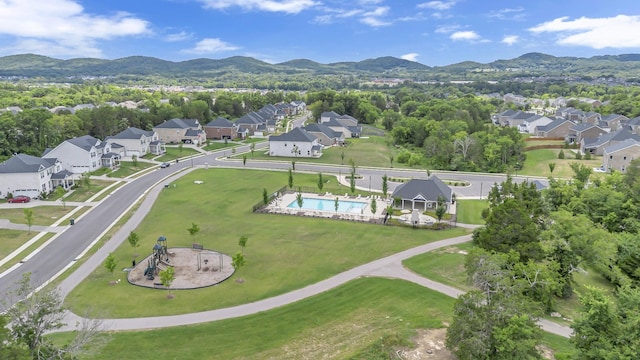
[160,162,170,168]
[593,166,607,173]
[7,195,30,203]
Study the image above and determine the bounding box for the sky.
[0,0,639,66]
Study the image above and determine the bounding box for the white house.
[43,135,120,175]
[268,127,323,158]
[105,127,165,158]
[0,154,73,199]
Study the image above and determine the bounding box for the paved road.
[1,143,566,339]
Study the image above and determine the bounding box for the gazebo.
[391,176,452,211]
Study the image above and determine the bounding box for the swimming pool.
[287,197,367,213]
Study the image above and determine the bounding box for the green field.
[0,232,54,273]
[63,180,117,202]
[403,242,475,291]
[0,206,75,226]
[155,146,201,162]
[202,141,238,151]
[56,278,574,360]
[107,161,155,178]
[65,169,467,318]
[520,149,602,179]
[247,136,413,169]
[455,199,488,225]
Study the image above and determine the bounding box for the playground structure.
[143,236,171,280]
[127,236,235,290]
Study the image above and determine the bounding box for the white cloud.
[401,53,419,61]
[0,0,150,58]
[198,0,319,14]
[450,31,480,41]
[418,1,457,11]
[165,31,193,42]
[529,15,640,49]
[488,7,525,21]
[501,35,519,45]
[181,38,240,54]
[360,6,391,27]
[435,24,462,34]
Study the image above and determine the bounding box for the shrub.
[396,150,411,164]
[558,149,565,159]
[584,152,592,160]
[575,152,582,160]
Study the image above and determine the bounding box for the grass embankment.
[0,232,55,273]
[455,199,488,225]
[56,278,575,359]
[155,146,200,162]
[107,161,155,178]
[65,169,466,318]
[248,136,411,169]
[404,242,616,322]
[63,180,116,202]
[520,149,601,179]
[0,206,75,226]
[202,141,239,152]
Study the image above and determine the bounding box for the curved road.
[1,143,565,338]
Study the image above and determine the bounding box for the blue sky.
[0,0,639,66]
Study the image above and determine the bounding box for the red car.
[7,195,30,203]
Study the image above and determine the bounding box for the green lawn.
[404,241,616,322]
[155,146,200,162]
[248,136,414,169]
[520,149,602,179]
[64,169,467,318]
[0,232,54,273]
[55,278,574,359]
[62,180,117,202]
[0,229,40,259]
[107,161,155,178]
[403,242,475,291]
[0,206,75,226]
[455,199,488,225]
[202,141,238,151]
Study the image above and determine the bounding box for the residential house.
[43,135,120,175]
[535,119,575,138]
[153,118,204,145]
[519,115,553,135]
[320,111,341,123]
[235,112,266,136]
[0,154,73,199]
[599,114,627,131]
[391,176,452,211]
[581,129,640,156]
[204,117,238,140]
[602,139,640,172]
[319,112,362,138]
[623,116,640,134]
[105,127,164,158]
[290,101,307,114]
[303,123,344,147]
[565,123,608,145]
[268,127,323,158]
[493,109,518,125]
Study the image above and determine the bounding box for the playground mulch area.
[127,247,234,290]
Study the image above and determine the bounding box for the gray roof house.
[303,123,344,146]
[391,176,452,211]
[268,127,322,158]
[602,139,640,173]
[153,118,204,145]
[581,129,640,156]
[105,127,164,157]
[0,154,73,199]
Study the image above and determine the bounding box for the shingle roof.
[205,117,235,128]
[603,139,640,154]
[391,176,452,202]
[269,127,317,142]
[585,129,640,148]
[303,123,342,138]
[66,135,101,151]
[185,129,202,137]
[108,127,154,139]
[154,118,199,129]
[51,169,73,179]
[0,154,55,173]
[538,119,573,132]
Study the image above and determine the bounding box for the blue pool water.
[287,198,367,213]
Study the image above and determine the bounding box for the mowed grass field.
[247,136,411,169]
[64,168,467,318]
[520,148,602,179]
[54,278,575,360]
[0,206,76,226]
[455,199,488,225]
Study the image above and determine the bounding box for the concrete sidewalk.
[0,219,67,233]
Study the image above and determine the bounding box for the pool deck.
[265,192,391,222]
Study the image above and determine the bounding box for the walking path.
[1,151,572,339]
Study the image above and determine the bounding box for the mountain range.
[1,53,640,82]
